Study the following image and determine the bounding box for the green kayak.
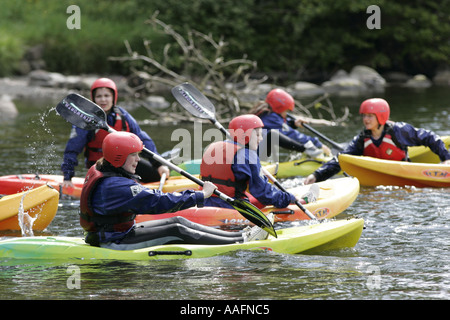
[0,219,364,261]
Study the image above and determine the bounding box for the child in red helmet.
[304,98,450,184]
[201,114,318,211]
[61,77,170,187]
[251,88,331,159]
[80,131,269,249]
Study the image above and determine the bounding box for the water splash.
[17,189,37,237]
[26,107,60,174]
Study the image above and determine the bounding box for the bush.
[0,31,24,76]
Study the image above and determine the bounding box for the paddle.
[56,93,276,237]
[172,82,320,221]
[158,172,167,191]
[286,113,345,152]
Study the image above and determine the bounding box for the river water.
[0,86,449,303]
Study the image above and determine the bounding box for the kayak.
[339,154,450,188]
[136,177,360,226]
[0,185,59,231]
[0,163,277,197]
[0,173,201,197]
[264,154,334,178]
[173,154,333,178]
[0,218,364,260]
[408,136,450,163]
[0,173,83,198]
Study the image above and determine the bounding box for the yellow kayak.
[408,136,450,163]
[339,154,450,188]
[0,185,59,231]
[0,218,364,260]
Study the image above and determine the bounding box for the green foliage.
[1,0,449,77]
[0,31,24,76]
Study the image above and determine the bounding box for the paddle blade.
[56,93,109,131]
[171,83,216,120]
[229,198,277,238]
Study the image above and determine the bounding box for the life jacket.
[200,141,247,198]
[79,165,136,244]
[85,108,130,165]
[363,132,407,161]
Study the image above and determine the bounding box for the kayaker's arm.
[393,122,450,162]
[61,126,90,181]
[307,133,364,183]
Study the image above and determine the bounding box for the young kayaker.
[304,98,450,184]
[81,131,271,250]
[201,114,319,210]
[61,77,170,187]
[250,88,331,159]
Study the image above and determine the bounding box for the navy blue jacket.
[90,175,205,243]
[313,121,450,182]
[259,112,322,148]
[61,106,159,180]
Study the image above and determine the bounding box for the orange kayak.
[0,174,84,198]
[136,177,359,227]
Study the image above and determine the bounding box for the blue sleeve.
[61,126,91,180]
[92,177,204,216]
[393,122,450,161]
[232,148,296,208]
[313,132,364,181]
[260,112,322,148]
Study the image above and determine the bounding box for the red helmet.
[102,132,143,168]
[265,88,294,113]
[228,114,264,145]
[91,78,118,105]
[359,98,390,125]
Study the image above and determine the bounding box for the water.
[0,86,449,302]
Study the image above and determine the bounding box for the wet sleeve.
[61,126,90,180]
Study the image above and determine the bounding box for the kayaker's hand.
[303,174,317,185]
[442,159,450,165]
[294,117,309,128]
[202,181,217,198]
[321,145,332,156]
[158,165,170,179]
[62,180,74,189]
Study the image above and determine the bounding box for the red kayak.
[0,174,84,198]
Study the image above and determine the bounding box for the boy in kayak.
[201,114,319,209]
[80,131,271,250]
[250,88,331,159]
[61,77,170,187]
[304,98,450,184]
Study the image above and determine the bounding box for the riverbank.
[2,66,450,122]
